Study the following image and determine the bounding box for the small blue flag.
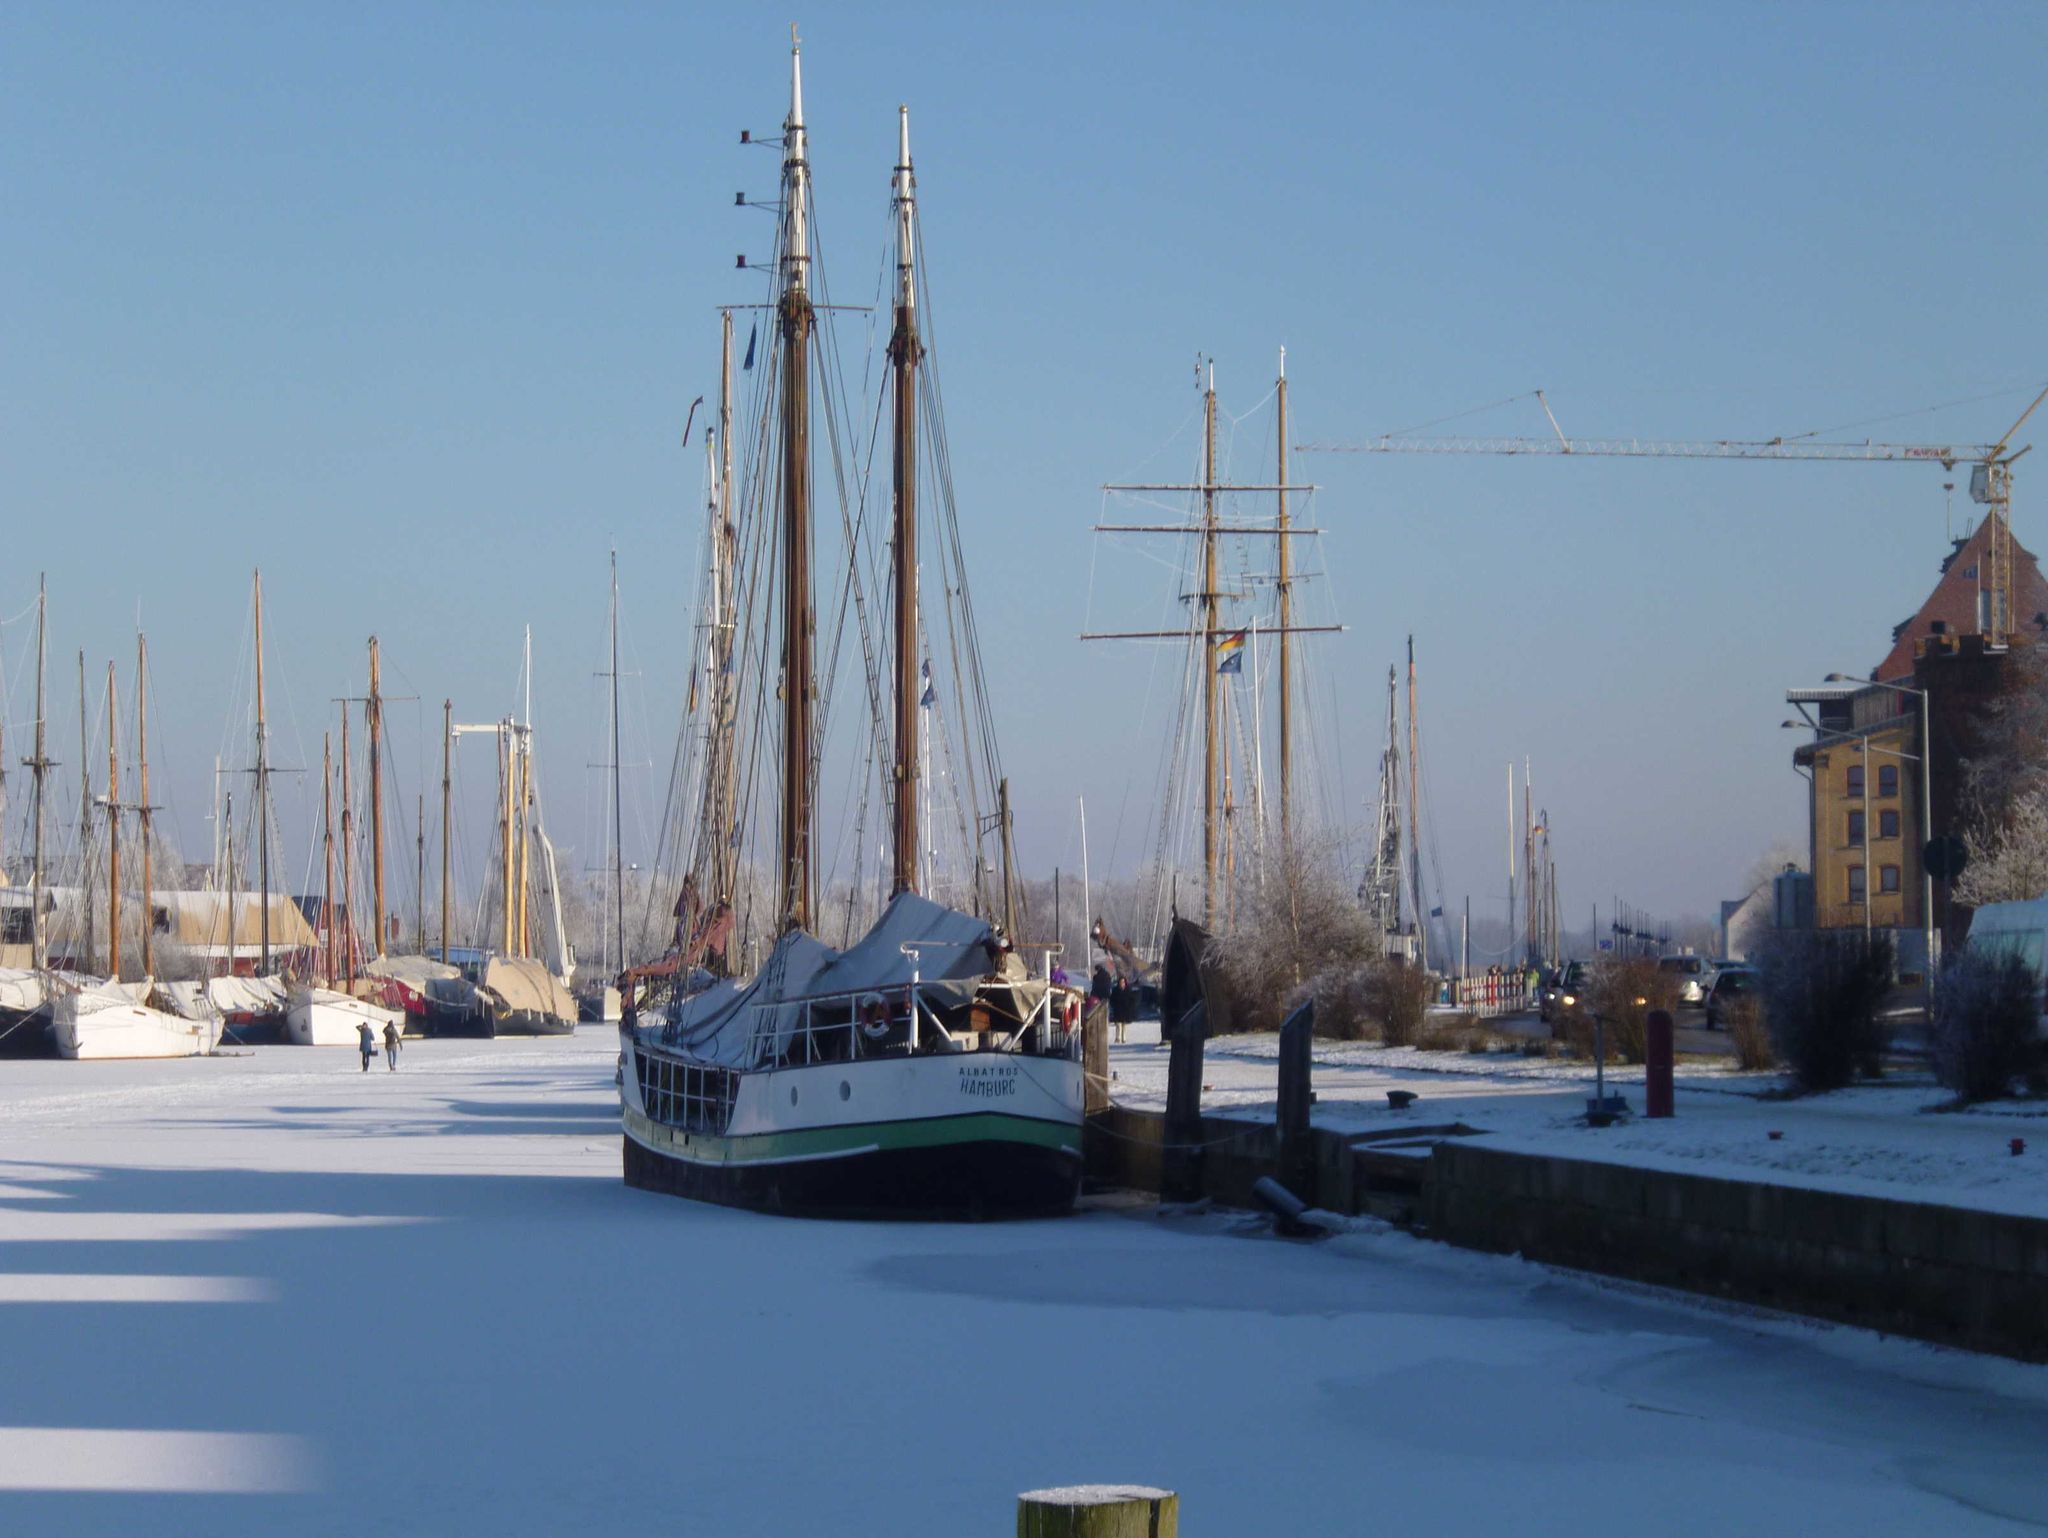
[1217,652,1243,676]
[743,324,757,371]
[1429,905,1443,918]
[919,683,936,707]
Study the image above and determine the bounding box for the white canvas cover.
[365,955,460,990]
[657,893,1010,1068]
[162,975,289,1022]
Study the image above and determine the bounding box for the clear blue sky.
[4,1,2044,930]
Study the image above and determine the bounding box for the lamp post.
[1829,675,1936,985]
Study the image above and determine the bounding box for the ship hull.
[284,988,402,1047]
[55,998,220,1060]
[620,1042,1083,1219]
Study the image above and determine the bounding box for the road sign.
[1924,834,1968,883]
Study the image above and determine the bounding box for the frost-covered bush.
[1752,928,1892,1093]
[1564,956,1674,1065]
[1725,997,1776,1071]
[1210,843,1379,1036]
[1931,947,2043,1104]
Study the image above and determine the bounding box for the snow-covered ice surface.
[1111,1030,2048,1219]
[2,1032,2046,1535]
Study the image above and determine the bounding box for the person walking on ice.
[356,1019,376,1073]
[382,1019,401,1072]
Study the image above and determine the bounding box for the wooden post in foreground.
[1018,1486,1177,1538]
[1277,997,1314,1199]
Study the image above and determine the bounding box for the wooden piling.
[1018,1486,1177,1538]
[1277,997,1314,1198]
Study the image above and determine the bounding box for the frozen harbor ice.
[2,1032,2046,1535]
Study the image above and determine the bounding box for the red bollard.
[1644,1009,1675,1119]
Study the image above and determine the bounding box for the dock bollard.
[1644,1009,1674,1119]
[1018,1486,1178,1537]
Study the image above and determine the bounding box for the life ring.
[857,991,892,1041]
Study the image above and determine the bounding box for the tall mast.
[999,776,1018,941]
[105,662,120,981]
[25,578,49,971]
[78,649,93,973]
[516,630,532,957]
[776,29,817,932]
[253,571,272,972]
[322,732,335,981]
[417,795,426,953]
[1201,365,1220,927]
[609,552,624,973]
[888,104,923,896]
[1405,636,1424,969]
[498,724,514,954]
[339,704,354,984]
[440,701,451,961]
[367,635,385,958]
[1275,348,1292,852]
[136,634,153,978]
[710,310,739,906]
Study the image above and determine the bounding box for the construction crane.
[1303,383,2048,647]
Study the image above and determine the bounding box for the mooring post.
[1645,1008,1674,1118]
[1161,1001,1207,1203]
[1018,1486,1178,1538]
[1277,997,1314,1199]
[1083,999,1110,1116]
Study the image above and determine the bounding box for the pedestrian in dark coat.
[357,1020,376,1073]
[382,1019,401,1071]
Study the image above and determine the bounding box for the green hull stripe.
[623,1106,1080,1168]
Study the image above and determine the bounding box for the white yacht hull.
[54,992,221,1060]
[285,988,402,1047]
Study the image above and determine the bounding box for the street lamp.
[1827,675,1937,984]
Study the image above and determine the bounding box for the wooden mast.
[26,577,49,972]
[253,571,272,973]
[515,630,531,957]
[1405,636,1424,971]
[888,104,922,897]
[1275,349,1292,852]
[1201,366,1219,927]
[78,649,93,973]
[136,634,153,978]
[105,662,119,981]
[321,732,335,981]
[339,705,354,984]
[998,777,1018,941]
[416,794,426,953]
[609,551,624,974]
[709,311,739,909]
[440,700,451,961]
[498,723,514,954]
[367,636,385,959]
[776,30,816,932]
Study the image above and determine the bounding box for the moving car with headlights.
[1657,953,1714,1006]
[1704,965,1757,1028]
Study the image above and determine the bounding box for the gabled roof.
[1875,518,2048,680]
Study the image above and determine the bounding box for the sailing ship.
[1083,355,1339,964]
[620,43,1084,1218]
[55,639,221,1059]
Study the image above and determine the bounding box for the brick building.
[1788,519,2048,970]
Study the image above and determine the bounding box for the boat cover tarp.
[480,956,576,1023]
[366,955,460,989]
[163,975,288,1021]
[657,892,1021,1068]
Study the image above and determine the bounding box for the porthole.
[789,1085,799,1106]
[839,1080,851,1101]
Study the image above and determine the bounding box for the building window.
[1880,865,1901,894]
[0,909,30,946]
[1846,764,1864,798]
[1847,865,1866,904]
[1847,810,1865,845]
[1878,764,1899,797]
[1879,808,1900,839]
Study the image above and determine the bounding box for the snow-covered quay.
[2,1034,2046,1535]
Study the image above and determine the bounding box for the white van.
[1961,897,2048,1034]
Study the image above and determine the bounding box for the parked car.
[1539,960,1588,1023]
[1656,953,1713,1005]
[1704,966,1757,1029]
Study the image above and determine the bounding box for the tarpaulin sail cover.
[658,892,1033,1069]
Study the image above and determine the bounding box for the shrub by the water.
[1725,997,1776,1071]
[1564,956,1675,1065]
[1752,928,1892,1093]
[1930,947,2043,1104]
